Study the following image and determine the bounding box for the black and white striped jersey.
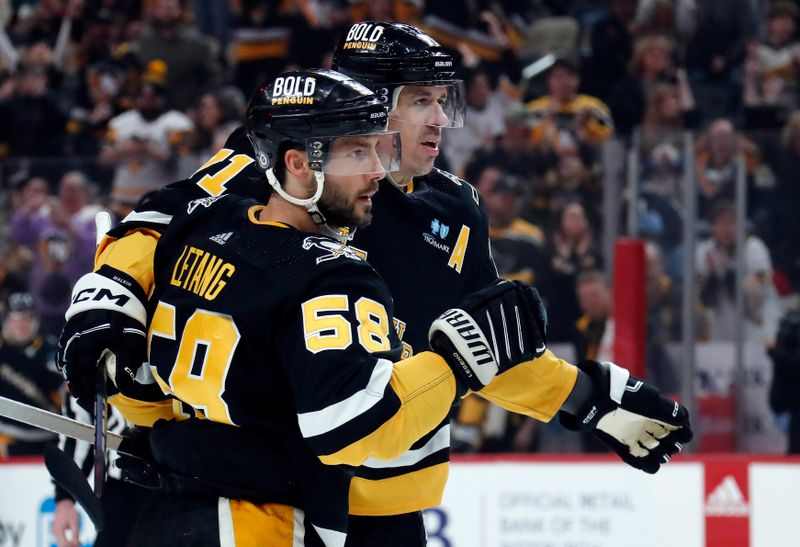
[54,395,127,501]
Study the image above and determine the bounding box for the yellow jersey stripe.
[479,350,577,421]
[349,462,449,516]
[95,229,161,295]
[318,352,455,466]
[108,393,175,427]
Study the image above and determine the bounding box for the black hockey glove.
[560,360,693,474]
[429,280,548,393]
[57,267,155,408]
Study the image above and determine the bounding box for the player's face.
[390,85,450,180]
[2,312,37,346]
[318,135,385,228]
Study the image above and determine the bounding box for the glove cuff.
[66,267,148,325]
[429,308,499,390]
[559,360,630,432]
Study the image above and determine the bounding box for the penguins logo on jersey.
[187,196,223,214]
[302,236,367,264]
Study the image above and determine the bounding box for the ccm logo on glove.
[73,288,130,307]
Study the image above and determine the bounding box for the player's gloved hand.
[115,426,163,490]
[560,360,692,474]
[57,267,151,407]
[428,279,548,393]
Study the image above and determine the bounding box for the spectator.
[573,269,614,363]
[229,2,294,97]
[644,240,682,392]
[583,0,637,102]
[348,0,422,24]
[634,0,698,45]
[8,176,50,241]
[0,292,63,458]
[131,0,219,110]
[536,151,600,229]
[769,309,800,454]
[635,187,686,277]
[545,200,603,341]
[758,111,800,293]
[685,0,758,119]
[464,108,538,185]
[572,269,615,453]
[609,34,683,136]
[67,58,129,162]
[694,118,765,219]
[695,200,781,341]
[191,86,246,157]
[640,80,698,152]
[0,64,68,161]
[526,57,615,159]
[10,171,104,335]
[743,1,800,130]
[474,166,548,287]
[442,67,508,177]
[101,61,194,213]
[190,0,232,54]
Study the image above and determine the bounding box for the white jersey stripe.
[297,358,393,438]
[312,525,347,547]
[217,498,236,547]
[292,508,305,547]
[361,424,450,469]
[122,210,173,225]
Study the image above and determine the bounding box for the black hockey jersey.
[143,194,458,539]
[99,127,577,517]
[0,335,63,454]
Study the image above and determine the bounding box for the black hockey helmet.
[2,292,38,346]
[246,68,400,242]
[332,22,466,128]
[246,68,399,175]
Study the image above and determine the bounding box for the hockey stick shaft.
[0,395,125,451]
[93,211,113,497]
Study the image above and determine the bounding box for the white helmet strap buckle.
[265,169,354,242]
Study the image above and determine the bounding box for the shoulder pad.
[299,235,368,265]
[189,128,268,201]
[424,168,481,206]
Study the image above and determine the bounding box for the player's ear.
[284,149,310,179]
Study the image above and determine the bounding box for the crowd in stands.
[0,0,799,456]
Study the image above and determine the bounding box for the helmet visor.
[387,81,466,128]
[306,131,401,175]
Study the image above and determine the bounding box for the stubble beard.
[318,183,373,230]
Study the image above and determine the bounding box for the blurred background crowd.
[1,0,800,458]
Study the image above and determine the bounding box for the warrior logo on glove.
[429,280,548,393]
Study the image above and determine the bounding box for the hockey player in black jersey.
[60,69,548,546]
[58,24,693,547]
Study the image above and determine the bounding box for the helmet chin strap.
[265,168,355,243]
